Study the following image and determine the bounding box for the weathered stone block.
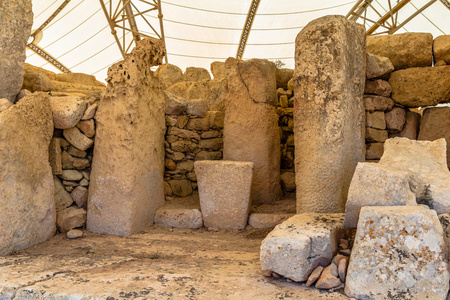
[22,72,53,93]
[379,138,450,215]
[164,91,186,115]
[186,99,208,117]
[364,95,394,113]
[49,96,87,129]
[0,0,33,102]
[87,38,166,236]
[434,35,450,64]
[275,68,294,90]
[366,127,388,143]
[418,107,450,169]
[167,126,200,140]
[364,79,391,97]
[366,53,394,79]
[366,111,386,129]
[57,206,87,233]
[195,160,253,229]
[389,66,450,107]
[168,180,192,197]
[260,213,344,282]
[0,94,56,255]
[71,186,88,208]
[367,32,433,69]
[248,213,293,229]
[77,119,95,138]
[365,142,384,160]
[390,111,421,140]
[63,127,93,151]
[280,171,295,192]
[194,151,222,161]
[224,58,281,205]
[210,61,226,80]
[154,208,202,229]
[0,98,13,112]
[54,176,73,212]
[49,137,62,175]
[293,16,365,213]
[198,138,222,150]
[186,118,209,131]
[385,107,406,133]
[345,206,449,300]
[343,163,416,229]
[184,67,211,82]
[155,63,183,89]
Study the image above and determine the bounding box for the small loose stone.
[338,257,348,282]
[67,229,84,239]
[306,266,323,287]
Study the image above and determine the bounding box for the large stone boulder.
[434,35,450,64]
[223,58,282,204]
[260,213,344,282]
[345,206,449,299]
[0,0,33,102]
[388,66,450,107]
[87,38,166,236]
[183,67,211,82]
[293,15,365,213]
[366,32,433,69]
[343,163,416,229]
[418,107,450,169]
[379,138,450,215]
[0,93,56,255]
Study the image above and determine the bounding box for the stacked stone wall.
[364,33,450,168]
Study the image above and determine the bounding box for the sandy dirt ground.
[0,225,350,299]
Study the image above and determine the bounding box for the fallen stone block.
[154,208,203,229]
[195,160,253,230]
[345,206,449,299]
[343,162,416,229]
[248,213,293,229]
[260,213,344,282]
[379,137,450,215]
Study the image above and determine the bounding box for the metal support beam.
[366,0,411,35]
[99,0,167,61]
[236,0,260,60]
[388,0,437,34]
[27,43,71,73]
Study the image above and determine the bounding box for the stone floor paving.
[0,226,348,299]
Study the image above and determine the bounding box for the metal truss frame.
[346,0,443,36]
[27,0,72,73]
[99,0,168,62]
[236,0,260,60]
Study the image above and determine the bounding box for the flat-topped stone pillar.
[293,15,366,213]
[223,58,281,205]
[195,160,253,229]
[87,38,166,236]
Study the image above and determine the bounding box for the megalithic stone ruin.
[223,58,282,205]
[87,38,166,236]
[294,15,366,213]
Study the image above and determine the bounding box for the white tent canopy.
[26,0,450,82]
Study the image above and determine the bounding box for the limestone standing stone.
[260,213,344,282]
[343,163,416,229]
[0,94,56,256]
[345,206,449,299]
[223,58,281,204]
[418,107,450,169]
[0,0,33,102]
[87,38,166,236]
[294,15,365,213]
[195,161,253,230]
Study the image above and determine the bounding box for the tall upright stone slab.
[0,94,56,256]
[293,15,366,213]
[87,38,166,236]
[0,0,33,102]
[223,58,281,204]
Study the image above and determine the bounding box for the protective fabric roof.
[26,0,450,83]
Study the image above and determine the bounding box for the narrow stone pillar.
[0,0,33,102]
[223,58,282,205]
[87,38,166,235]
[294,16,366,213]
